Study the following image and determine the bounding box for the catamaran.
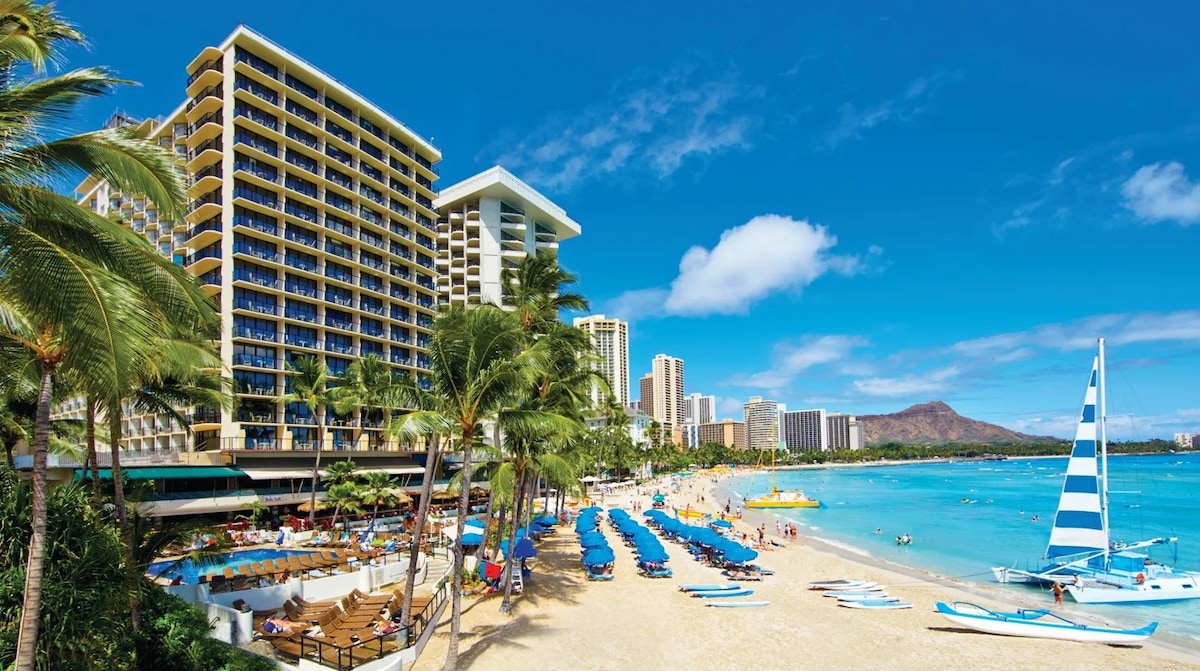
[991,338,1200,604]
[745,431,820,509]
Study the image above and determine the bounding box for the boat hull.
[839,600,912,610]
[936,602,1157,643]
[1067,577,1200,604]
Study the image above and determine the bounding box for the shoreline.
[412,468,1200,670]
[715,469,1200,661]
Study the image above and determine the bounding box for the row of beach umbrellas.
[643,509,759,565]
[576,507,615,568]
[609,508,671,569]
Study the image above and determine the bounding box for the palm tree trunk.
[491,500,507,560]
[14,361,55,671]
[442,428,474,671]
[86,396,100,506]
[309,420,323,528]
[475,492,494,561]
[109,408,140,630]
[499,464,526,613]
[400,438,441,641]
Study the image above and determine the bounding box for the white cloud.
[715,396,747,421]
[852,365,960,397]
[998,414,1079,439]
[606,215,878,319]
[948,311,1200,357]
[490,69,758,190]
[732,335,868,389]
[821,74,951,149]
[1121,162,1200,224]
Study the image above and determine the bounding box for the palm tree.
[324,482,363,532]
[276,356,336,526]
[500,253,588,330]
[359,471,397,521]
[322,460,359,525]
[0,4,218,664]
[387,305,553,670]
[335,354,400,450]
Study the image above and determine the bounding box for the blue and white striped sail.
[1045,357,1107,559]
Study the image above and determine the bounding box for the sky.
[57,1,1200,440]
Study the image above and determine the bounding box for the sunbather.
[262,616,301,636]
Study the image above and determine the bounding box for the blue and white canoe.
[691,589,754,598]
[678,584,740,592]
[936,601,1157,644]
[707,601,770,608]
[839,599,913,610]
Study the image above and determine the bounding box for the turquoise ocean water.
[727,452,1200,641]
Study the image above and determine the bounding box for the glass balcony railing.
[284,229,317,247]
[233,269,278,288]
[186,57,222,87]
[285,282,317,298]
[233,242,279,262]
[234,298,277,315]
[234,326,277,342]
[284,255,318,273]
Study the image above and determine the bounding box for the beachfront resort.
[2,2,1200,671]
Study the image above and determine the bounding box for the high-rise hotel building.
[433,166,581,308]
[573,314,630,407]
[70,27,440,472]
[743,395,780,451]
[650,354,685,435]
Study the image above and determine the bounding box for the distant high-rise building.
[434,166,581,308]
[777,403,787,443]
[684,393,715,425]
[650,354,685,433]
[638,374,654,419]
[573,314,629,407]
[783,409,828,451]
[827,412,863,450]
[743,396,780,451]
[699,419,747,450]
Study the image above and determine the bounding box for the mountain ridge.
[859,400,1056,445]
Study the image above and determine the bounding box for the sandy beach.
[413,469,1200,671]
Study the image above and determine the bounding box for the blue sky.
[59,1,1200,439]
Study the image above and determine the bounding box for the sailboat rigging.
[991,338,1200,603]
[744,423,820,509]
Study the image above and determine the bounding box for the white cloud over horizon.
[1121,161,1200,225]
[851,365,961,398]
[488,68,759,191]
[730,335,869,390]
[605,215,880,320]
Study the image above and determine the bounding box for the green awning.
[74,466,244,481]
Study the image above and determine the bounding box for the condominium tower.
[638,374,655,419]
[70,26,440,484]
[827,413,864,450]
[650,354,685,433]
[783,409,828,451]
[743,396,780,451]
[434,166,581,307]
[684,393,715,425]
[573,314,630,407]
[699,419,747,450]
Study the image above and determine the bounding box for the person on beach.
[1052,582,1064,604]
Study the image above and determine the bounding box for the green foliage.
[135,591,274,671]
[0,471,133,671]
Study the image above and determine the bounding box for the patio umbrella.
[296,500,328,512]
[582,547,615,565]
[499,537,538,559]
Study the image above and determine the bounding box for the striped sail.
[1045,357,1106,559]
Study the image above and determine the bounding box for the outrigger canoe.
[935,602,1157,644]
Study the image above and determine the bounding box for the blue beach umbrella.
[723,545,759,564]
[710,519,732,528]
[461,532,484,545]
[582,547,615,565]
[580,532,608,548]
[464,518,486,529]
[638,547,669,563]
[535,515,558,526]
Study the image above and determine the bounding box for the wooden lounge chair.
[222,567,237,580]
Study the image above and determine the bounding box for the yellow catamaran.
[745,432,820,509]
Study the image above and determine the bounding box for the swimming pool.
[148,548,312,585]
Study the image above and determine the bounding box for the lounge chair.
[584,565,614,581]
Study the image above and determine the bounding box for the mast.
[770,421,777,494]
[1098,337,1110,563]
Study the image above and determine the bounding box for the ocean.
[725,452,1200,642]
